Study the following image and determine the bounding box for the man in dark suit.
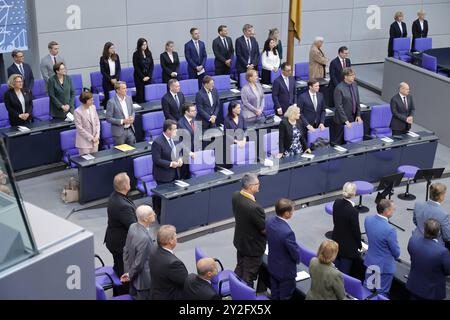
[149,225,188,300]
[177,102,198,179]
[235,24,260,78]
[332,68,362,145]
[266,198,300,300]
[233,173,266,288]
[7,50,34,93]
[299,79,326,132]
[332,182,362,276]
[195,75,220,129]
[406,219,450,300]
[388,12,408,57]
[412,10,428,51]
[161,79,186,121]
[152,120,183,222]
[212,25,234,75]
[183,258,221,300]
[272,63,296,116]
[184,27,207,87]
[104,173,137,278]
[328,46,351,107]
[390,82,415,136]
[121,205,156,300]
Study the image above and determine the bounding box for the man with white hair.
[121,205,156,300]
[331,182,362,276]
[309,36,328,79]
[390,82,415,136]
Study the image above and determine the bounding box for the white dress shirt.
[108,58,116,76]
[118,95,130,128]
[207,90,214,106]
[244,36,252,64]
[261,51,280,71]
[419,20,424,31]
[309,90,318,111]
[17,91,26,113]
[397,21,403,34]
[167,51,174,63]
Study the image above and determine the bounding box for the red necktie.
[190,120,195,131]
[342,59,346,69]
[403,96,408,110]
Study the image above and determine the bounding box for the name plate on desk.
[174,180,190,188]
[296,271,310,282]
[334,146,348,152]
[381,137,394,143]
[301,153,315,160]
[407,131,420,138]
[230,89,240,93]
[81,154,95,161]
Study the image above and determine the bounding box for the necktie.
[195,41,200,56]
[174,94,180,108]
[403,96,408,110]
[342,59,346,69]
[19,64,25,76]
[312,94,317,111]
[53,56,57,65]
[169,139,176,158]
[190,120,195,131]
[222,38,228,50]
[246,38,251,52]
[349,84,357,115]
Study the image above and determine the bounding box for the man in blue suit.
[266,198,300,300]
[7,50,35,93]
[177,102,198,179]
[195,76,220,129]
[364,199,400,297]
[299,79,326,132]
[413,183,450,246]
[235,24,260,79]
[407,219,450,300]
[328,46,351,107]
[272,63,296,116]
[184,27,207,88]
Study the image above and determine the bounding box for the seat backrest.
[32,97,52,121]
[344,121,364,143]
[270,69,282,84]
[230,141,256,165]
[133,155,153,181]
[121,67,135,89]
[422,53,437,72]
[263,131,279,158]
[239,73,248,88]
[100,120,114,148]
[298,242,316,266]
[0,103,10,128]
[74,94,101,110]
[145,83,167,102]
[212,75,230,92]
[307,127,330,147]
[0,85,7,104]
[32,79,47,99]
[70,74,83,95]
[205,58,215,76]
[263,94,275,117]
[142,111,165,140]
[60,129,77,153]
[342,273,368,300]
[195,246,206,263]
[179,61,189,80]
[295,62,309,80]
[90,71,103,94]
[370,104,392,129]
[179,79,198,97]
[152,64,163,84]
[190,150,215,177]
[393,37,411,56]
[229,272,257,300]
[414,37,432,52]
[230,55,237,79]
[222,101,230,119]
[95,284,108,300]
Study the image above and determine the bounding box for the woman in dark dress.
[99,42,121,105]
[160,41,180,84]
[224,100,247,146]
[4,74,32,126]
[278,105,311,158]
[133,38,154,103]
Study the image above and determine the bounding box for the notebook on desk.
[114,144,136,152]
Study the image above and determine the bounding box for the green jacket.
[47,75,75,119]
[306,257,346,300]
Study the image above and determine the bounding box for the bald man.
[183,258,221,300]
[104,172,137,279]
[122,206,156,300]
[390,82,415,136]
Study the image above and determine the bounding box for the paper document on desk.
[360,103,368,110]
[65,112,74,122]
[230,89,240,93]
[296,271,310,281]
[17,126,30,132]
[301,153,315,160]
[220,168,234,176]
[133,103,142,110]
[334,146,348,152]
[381,137,394,143]
[325,108,333,115]
[273,115,282,124]
[114,144,135,152]
[175,180,190,188]
[262,84,272,89]
[407,131,420,138]
[81,154,95,161]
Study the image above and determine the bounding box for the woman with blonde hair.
[388,11,407,57]
[240,69,264,123]
[278,105,311,158]
[3,74,32,126]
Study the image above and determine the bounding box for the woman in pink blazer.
[74,90,100,155]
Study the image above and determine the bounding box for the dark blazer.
[152,134,178,183]
[278,118,308,154]
[390,93,415,133]
[160,51,180,83]
[329,57,351,89]
[7,63,34,92]
[212,36,234,75]
[299,91,326,127]
[183,274,221,300]
[412,19,428,51]
[161,91,185,121]
[232,191,266,257]
[47,75,75,119]
[100,55,121,85]
[3,89,33,126]
[266,216,300,281]
[235,35,260,74]
[132,50,154,85]
[104,191,137,254]
[406,234,450,300]
[195,87,220,128]
[223,115,247,131]
[184,39,207,79]
[388,21,408,57]
[149,246,188,300]
[331,198,362,259]
[177,116,196,152]
[272,75,295,114]
[333,81,361,125]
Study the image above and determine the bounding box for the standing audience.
[74,90,100,155]
[47,62,75,120]
[161,79,185,121]
[309,37,328,80]
[328,46,351,107]
[272,62,295,116]
[235,24,260,79]
[261,38,280,85]
[412,10,429,51]
[212,25,234,76]
[100,42,121,105]
[4,74,32,126]
[183,258,221,300]
[160,41,180,84]
[278,105,311,158]
[195,75,220,129]
[241,69,264,123]
[132,38,154,103]
[184,27,207,87]
[388,11,407,57]
[8,50,34,93]
[40,41,65,82]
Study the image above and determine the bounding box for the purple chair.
[144,83,167,102]
[0,103,11,128]
[344,121,364,143]
[179,79,198,97]
[422,53,447,76]
[342,273,372,300]
[60,129,78,168]
[230,140,256,166]
[263,94,275,117]
[295,62,309,80]
[222,101,230,119]
[307,127,330,147]
[298,242,316,266]
[74,94,101,110]
[189,150,216,177]
[212,75,231,92]
[239,73,248,89]
[414,38,432,52]
[100,120,114,149]
[90,71,104,96]
[179,61,189,80]
[152,64,162,84]
[354,180,374,213]
[270,69,282,83]
[70,74,83,95]
[397,165,419,201]
[94,254,122,289]
[133,155,157,196]
[32,97,52,122]
[263,132,279,158]
[195,246,233,297]
[0,84,8,104]
[229,273,269,300]
[121,67,136,92]
[230,55,237,80]
[142,111,165,141]
[370,104,392,138]
[393,37,412,62]
[95,284,132,300]
[32,79,47,99]
[205,57,215,76]
[324,202,334,239]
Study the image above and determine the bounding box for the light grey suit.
[106,94,136,146]
[40,54,65,82]
[413,201,450,245]
[123,222,154,300]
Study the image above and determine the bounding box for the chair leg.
[398,179,416,201]
[355,195,370,213]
